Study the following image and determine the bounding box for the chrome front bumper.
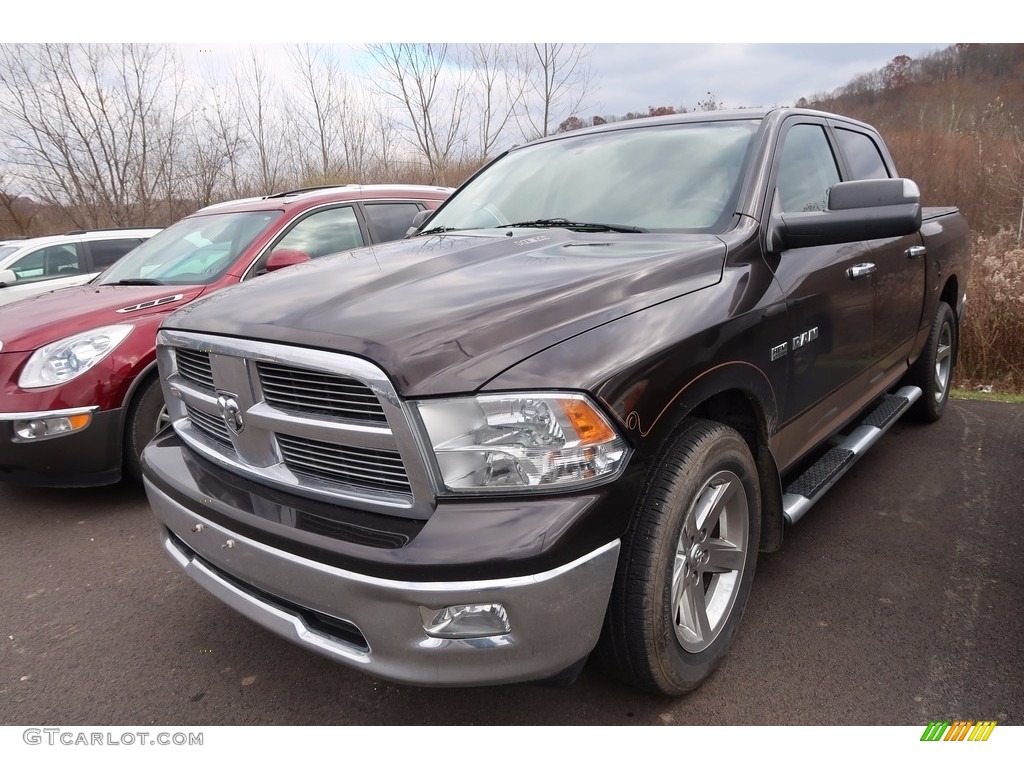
[145,478,620,687]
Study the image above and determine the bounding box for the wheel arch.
[939,275,960,365]
[120,358,160,411]
[612,364,785,554]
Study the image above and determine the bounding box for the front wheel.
[597,419,761,695]
[124,375,169,483]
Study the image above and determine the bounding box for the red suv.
[0,184,451,486]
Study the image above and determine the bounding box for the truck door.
[766,120,876,466]
[832,126,926,381]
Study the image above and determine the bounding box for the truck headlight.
[18,325,133,389]
[414,393,630,492]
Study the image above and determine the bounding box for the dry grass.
[956,229,1024,392]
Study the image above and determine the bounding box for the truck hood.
[164,230,727,395]
[0,283,207,353]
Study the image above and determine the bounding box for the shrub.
[957,229,1024,391]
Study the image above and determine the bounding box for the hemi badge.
[770,342,788,361]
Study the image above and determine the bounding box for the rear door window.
[835,128,891,180]
[11,244,81,280]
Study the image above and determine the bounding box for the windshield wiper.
[503,218,647,233]
[109,278,166,286]
[418,226,464,236]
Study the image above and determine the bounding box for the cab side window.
[775,124,841,213]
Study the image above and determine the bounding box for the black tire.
[124,375,168,483]
[597,419,761,696]
[907,301,956,422]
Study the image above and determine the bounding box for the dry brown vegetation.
[803,44,1024,390]
[958,230,1024,390]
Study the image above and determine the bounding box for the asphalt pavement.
[1,399,1021,726]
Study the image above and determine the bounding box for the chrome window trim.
[157,329,436,519]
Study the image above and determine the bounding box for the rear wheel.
[907,301,956,422]
[597,419,761,695]
[124,376,168,483]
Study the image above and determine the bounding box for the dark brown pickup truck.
[141,108,971,695]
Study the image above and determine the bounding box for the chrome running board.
[782,386,922,525]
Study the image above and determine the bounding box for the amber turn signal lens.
[558,398,615,445]
[67,414,92,430]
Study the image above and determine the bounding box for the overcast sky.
[7,1,1004,118]
[582,43,949,114]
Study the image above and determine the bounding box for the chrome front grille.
[186,405,233,449]
[277,435,411,494]
[158,330,433,519]
[257,362,386,422]
[176,349,215,390]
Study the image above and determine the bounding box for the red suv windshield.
[98,210,283,286]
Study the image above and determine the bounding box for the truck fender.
[603,360,785,552]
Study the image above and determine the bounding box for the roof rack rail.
[263,184,354,199]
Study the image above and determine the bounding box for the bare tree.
[287,44,344,183]
[0,173,39,235]
[206,83,249,199]
[0,43,186,227]
[366,108,407,183]
[233,48,294,193]
[286,44,389,184]
[339,88,388,182]
[514,43,596,140]
[1013,143,1024,244]
[177,100,234,212]
[458,43,524,162]
[364,44,471,185]
[695,91,723,111]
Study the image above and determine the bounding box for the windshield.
[0,245,21,263]
[97,211,283,286]
[427,120,760,233]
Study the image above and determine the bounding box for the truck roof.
[530,107,879,143]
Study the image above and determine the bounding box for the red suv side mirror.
[265,249,312,273]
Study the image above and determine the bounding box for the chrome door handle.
[906,245,927,259]
[847,263,876,279]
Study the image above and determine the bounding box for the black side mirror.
[769,178,922,251]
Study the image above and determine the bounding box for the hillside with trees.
[801,43,1024,391]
